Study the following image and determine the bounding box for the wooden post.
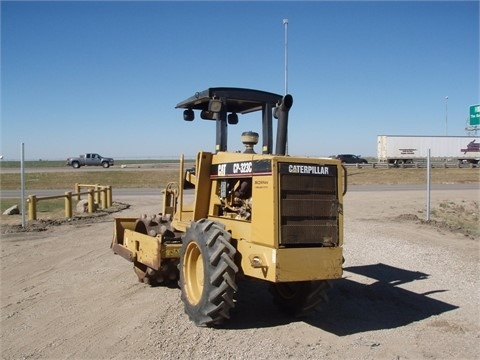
[106,186,112,208]
[75,183,81,200]
[100,187,107,209]
[95,184,100,204]
[88,189,95,213]
[28,195,37,221]
[65,192,72,219]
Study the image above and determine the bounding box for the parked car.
[66,153,114,168]
[333,154,368,164]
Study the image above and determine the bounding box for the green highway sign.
[470,104,480,126]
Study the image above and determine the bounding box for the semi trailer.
[377,135,479,165]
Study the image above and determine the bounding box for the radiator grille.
[279,173,339,247]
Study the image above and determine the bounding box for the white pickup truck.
[66,153,114,168]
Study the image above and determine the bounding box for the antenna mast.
[283,19,289,95]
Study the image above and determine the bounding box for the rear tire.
[179,219,238,327]
[269,280,330,317]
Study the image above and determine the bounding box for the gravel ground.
[0,187,479,359]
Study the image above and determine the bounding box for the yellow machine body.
[113,150,345,283]
[111,87,346,326]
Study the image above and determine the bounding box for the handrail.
[75,183,112,204]
[342,165,348,196]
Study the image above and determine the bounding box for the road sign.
[470,104,480,126]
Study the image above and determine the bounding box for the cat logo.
[218,164,226,176]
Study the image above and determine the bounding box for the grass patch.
[1,170,179,190]
[1,198,78,212]
[346,167,479,185]
[0,198,23,212]
[1,198,76,212]
[1,197,79,223]
[430,200,480,237]
[0,160,66,168]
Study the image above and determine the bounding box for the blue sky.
[1,0,479,160]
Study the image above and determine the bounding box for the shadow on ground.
[225,263,458,334]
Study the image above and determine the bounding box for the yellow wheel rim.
[184,241,204,305]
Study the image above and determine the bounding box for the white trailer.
[377,135,480,165]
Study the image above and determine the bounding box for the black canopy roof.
[175,87,283,114]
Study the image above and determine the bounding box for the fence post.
[100,187,107,209]
[426,149,431,221]
[88,189,95,213]
[65,191,72,219]
[28,195,37,221]
[75,183,81,200]
[106,186,112,208]
[95,184,100,204]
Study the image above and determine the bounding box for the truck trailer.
[377,135,479,165]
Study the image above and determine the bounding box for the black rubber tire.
[102,162,110,168]
[178,219,238,327]
[72,161,80,169]
[269,280,330,317]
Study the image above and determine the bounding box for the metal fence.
[343,162,478,169]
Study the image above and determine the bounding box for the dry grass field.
[0,170,178,190]
[1,166,478,190]
[346,167,478,185]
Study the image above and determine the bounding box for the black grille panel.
[279,173,339,247]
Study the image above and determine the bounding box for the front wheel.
[178,219,238,327]
[102,162,110,168]
[269,280,330,317]
[72,161,80,169]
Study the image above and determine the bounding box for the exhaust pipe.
[275,94,293,155]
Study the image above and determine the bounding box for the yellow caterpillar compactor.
[112,87,347,327]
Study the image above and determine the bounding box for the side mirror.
[183,109,194,121]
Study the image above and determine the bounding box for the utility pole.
[21,142,25,228]
[445,96,448,136]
